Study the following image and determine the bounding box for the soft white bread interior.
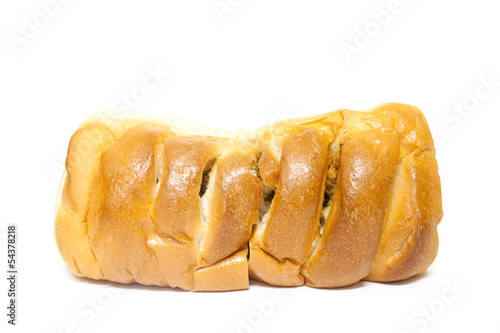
[55,103,442,291]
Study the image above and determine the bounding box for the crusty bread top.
[55,103,442,291]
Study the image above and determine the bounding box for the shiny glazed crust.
[55,103,442,291]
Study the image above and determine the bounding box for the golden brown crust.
[301,130,400,287]
[55,103,442,291]
[259,126,330,263]
[365,148,442,281]
[55,123,117,279]
[193,247,249,291]
[248,246,304,286]
[200,151,263,266]
[248,126,331,286]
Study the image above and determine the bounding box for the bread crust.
[301,130,400,287]
[55,103,443,291]
[248,126,330,286]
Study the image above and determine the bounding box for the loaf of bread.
[55,103,442,291]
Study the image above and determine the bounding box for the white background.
[1,1,499,332]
